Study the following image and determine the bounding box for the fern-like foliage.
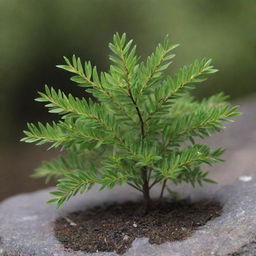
[22,33,240,209]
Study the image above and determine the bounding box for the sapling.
[22,33,239,211]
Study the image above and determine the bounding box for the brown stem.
[141,166,151,212]
[121,55,151,210]
[159,180,167,202]
[127,86,150,210]
[127,182,143,192]
[119,49,145,139]
[147,169,152,182]
[149,179,159,189]
[128,89,145,138]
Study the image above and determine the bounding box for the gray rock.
[1,177,256,256]
[204,96,256,187]
[228,239,256,256]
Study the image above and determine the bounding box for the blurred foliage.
[0,0,255,146]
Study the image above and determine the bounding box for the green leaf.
[203,178,218,184]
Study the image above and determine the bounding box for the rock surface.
[204,96,256,186]
[0,177,256,256]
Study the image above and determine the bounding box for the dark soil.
[54,200,222,254]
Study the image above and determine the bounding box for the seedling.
[22,33,239,210]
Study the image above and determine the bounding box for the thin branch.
[149,179,159,189]
[159,180,167,201]
[128,89,145,138]
[147,169,152,182]
[140,48,169,93]
[127,182,143,192]
[145,69,207,123]
[118,44,145,139]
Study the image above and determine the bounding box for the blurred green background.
[0,0,255,201]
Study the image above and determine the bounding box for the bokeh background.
[1,0,255,201]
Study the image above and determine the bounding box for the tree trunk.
[141,166,151,212]
[143,183,151,212]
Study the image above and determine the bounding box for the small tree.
[22,33,239,210]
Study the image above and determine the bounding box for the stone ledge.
[0,177,256,256]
